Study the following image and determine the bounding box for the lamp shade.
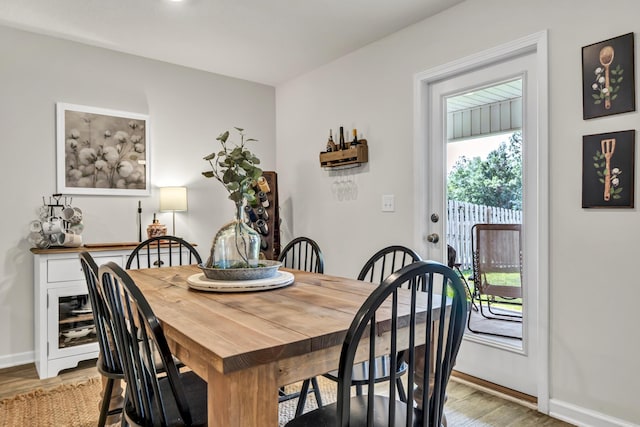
[160,187,188,212]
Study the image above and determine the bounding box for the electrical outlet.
[382,194,395,212]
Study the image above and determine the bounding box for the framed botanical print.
[56,103,150,196]
[582,32,635,119]
[582,130,635,208]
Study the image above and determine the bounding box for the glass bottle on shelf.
[244,205,258,223]
[350,128,359,147]
[258,191,270,208]
[255,219,269,235]
[256,206,269,221]
[326,129,337,152]
[257,176,271,193]
[339,126,346,150]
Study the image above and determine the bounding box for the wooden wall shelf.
[319,140,368,168]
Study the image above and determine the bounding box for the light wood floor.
[0,359,573,426]
[0,359,98,400]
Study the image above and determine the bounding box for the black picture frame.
[582,32,635,120]
[582,130,635,208]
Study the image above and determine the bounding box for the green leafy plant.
[202,127,262,204]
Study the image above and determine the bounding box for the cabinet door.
[47,255,123,283]
[47,285,99,360]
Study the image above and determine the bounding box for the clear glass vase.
[208,202,260,269]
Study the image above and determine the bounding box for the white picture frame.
[56,103,150,196]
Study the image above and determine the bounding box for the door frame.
[412,31,549,412]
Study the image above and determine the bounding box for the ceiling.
[0,0,464,86]
[447,80,522,112]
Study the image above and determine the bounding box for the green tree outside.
[447,131,522,210]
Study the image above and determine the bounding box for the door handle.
[427,233,439,243]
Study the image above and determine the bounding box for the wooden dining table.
[126,264,441,427]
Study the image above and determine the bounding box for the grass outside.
[457,269,523,313]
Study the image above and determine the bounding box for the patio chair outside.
[468,223,523,339]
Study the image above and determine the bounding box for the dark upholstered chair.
[79,252,124,427]
[321,245,422,402]
[99,262,208,426]
[278,236,325,416]
[125,235,201,269]
[285,261,468,427]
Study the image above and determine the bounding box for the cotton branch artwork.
[56,103,150,196]
[582,33,635,119]
[590,46,623,110]
[582,130,635,208]
[593,138,622,201]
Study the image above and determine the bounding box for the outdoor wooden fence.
[446,200,522,270]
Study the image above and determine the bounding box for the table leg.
[209,363,278,427]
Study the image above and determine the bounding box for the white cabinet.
[32,243,196,379]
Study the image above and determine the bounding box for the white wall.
[276,0,640,425]
[0,25,275,366]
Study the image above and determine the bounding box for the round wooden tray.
[187,270,294,293]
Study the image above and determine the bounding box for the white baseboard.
[549,399,639,427]
[0,351,34,370]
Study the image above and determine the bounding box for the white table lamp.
[160,187,188,236]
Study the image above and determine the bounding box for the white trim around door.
[412,30,549,413]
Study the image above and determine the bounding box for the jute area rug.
[0,376,336,427]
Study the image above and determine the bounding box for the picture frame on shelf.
[56,103,150,196]
[582,130,635,208]
[582,32,635,120]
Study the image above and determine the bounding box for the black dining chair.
[321,245,422,402]
[278,236,325,274]
[126,235,202,269]
[79,252,124,427]
[99,261,208,426]
[278,237,325,416]
[285,260,468,427]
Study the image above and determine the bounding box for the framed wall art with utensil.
[582,130,635,208]
[582,32,635,120]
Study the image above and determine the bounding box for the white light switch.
[382,194,395,212]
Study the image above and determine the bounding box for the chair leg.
[310,377,323,407]
[479,295,521,322]
[466,293,523,340]
[355,384,363,396]
[294,379,311,417]
[486,298,523,320]
[98,377,114,427]
[455,266,478,312]
[396,377,407,402]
